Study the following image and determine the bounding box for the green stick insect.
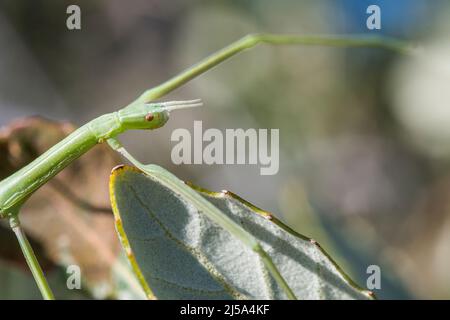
[0,34,412,300]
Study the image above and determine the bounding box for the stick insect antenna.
[159,99,203,112]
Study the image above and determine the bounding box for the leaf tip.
[111,164,127,174]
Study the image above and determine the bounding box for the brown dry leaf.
[0,117,139,297]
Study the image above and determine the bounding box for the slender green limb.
[9,215,55,300]
[255,245,296,300]
[107,137,297,299]
[137,33,414,102]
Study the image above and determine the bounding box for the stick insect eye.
[145,113,154,122]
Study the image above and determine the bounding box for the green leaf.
[109,165,373,300]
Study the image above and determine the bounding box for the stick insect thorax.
[0,99,202,218]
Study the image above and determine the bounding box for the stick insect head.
[148,99,203,129]
[118,99,203,131]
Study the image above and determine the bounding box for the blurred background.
[1,0,450,299]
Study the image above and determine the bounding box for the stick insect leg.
[137,33,413,102]
[9,214,55,300]
[107,137,297,299]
